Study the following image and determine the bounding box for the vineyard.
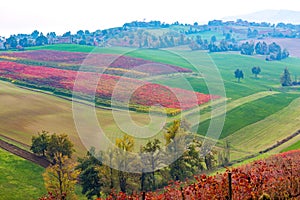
[0,50,216,115]
[0,50,192,77]
[102,150,300,200]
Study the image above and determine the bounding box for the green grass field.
[196,93,299,138]
[226,96,300,160]
[281,140,300,152]
[0,148,45,200]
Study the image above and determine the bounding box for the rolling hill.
[223,9,300,24]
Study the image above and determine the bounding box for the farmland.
[0,50,216,116]
[0,44,300,199]
[0,45,299,159]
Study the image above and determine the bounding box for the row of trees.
[189,35,289,61]
[280,67,300,86]
[234,66,261,82]
[234,66,298,88]
[32,121,230,199]
[241,41,289,61]
[5,32,48,49]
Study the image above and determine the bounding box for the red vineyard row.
[0,61,215,111]
[0,50,192,76]
[104,150,300,199]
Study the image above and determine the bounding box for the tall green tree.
[47,133,74,162]
[169,141,204,181]
[36,34,48,46]
[30,130,50,157]
[140,139,161,191]
[252,66,261,78]
[31,132,74,162]
[234,69,244,82]
[241,42,254,55]
[77,147,103,199]
[281,67,292,86]
[6,36,18,49]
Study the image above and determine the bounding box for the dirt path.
[0,139,50,168]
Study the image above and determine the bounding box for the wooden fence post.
[228,171,232,200]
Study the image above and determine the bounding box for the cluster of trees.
[234,66,262,82]
[188,34,289,62]
[234,66,297,88]
[240,41,289,61]
[189,34,239,52]
[280,67,300,86]
[31,131,78,200]
[75,120,225,199]
[5,31,49,49]
[32,121,230,199]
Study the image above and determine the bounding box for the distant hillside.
[223,10,300,24]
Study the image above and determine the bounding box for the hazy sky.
[1,0,300,37]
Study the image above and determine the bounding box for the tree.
[282,48,290,59]
[63,31,71,37]
[267,42,282,60]
[19,37,28,47]
[47,133,74,162]
[252,66,261,78]
[115,135,134,193]
[43,153,80,200]
[76,30,84,37]
[210,35,217,44]
[196,35,203,45]
[31,132,74,162]
[240,42,254,55]
[140,139,162,191]
[31,30,40,39]
[6,36,18,49]
[77,148,103,199]
[234,69,244,82]
[31,131,50,157]
[169,141,204,181]
[280,67,292,86]
[36,34,48,46]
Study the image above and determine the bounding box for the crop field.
[0,80,160,156]
[1,44,300,162]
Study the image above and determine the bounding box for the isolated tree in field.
[280,67,292,86]
[43,153,80,200]
[234,69,244,82]
[31,131,50,157]
[252,66,261,78]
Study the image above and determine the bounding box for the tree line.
[32,120,231,200]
